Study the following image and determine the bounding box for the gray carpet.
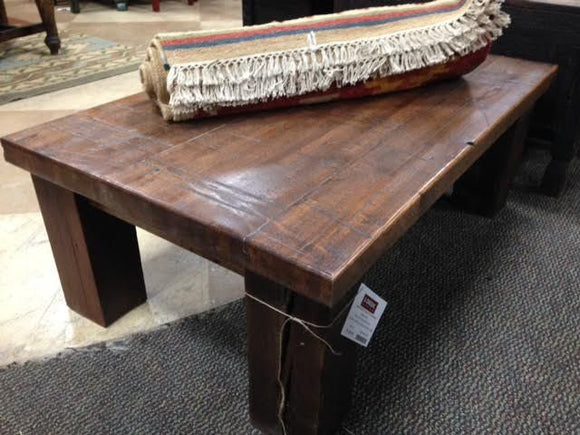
[1,149,578,434]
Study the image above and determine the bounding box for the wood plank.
[32,176,147,326]
[1,56,557,307]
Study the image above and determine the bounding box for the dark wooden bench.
[492,0,580,196]
[1,55,555,434]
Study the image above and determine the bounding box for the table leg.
[35,0,60,54]
[452,111,532,217]
[541,104,577,197]
[542,157,572,197]
[0,0,8,25]
[245,272,357,435]
[32,176,147,327]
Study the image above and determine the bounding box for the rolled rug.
[140,0,510,122]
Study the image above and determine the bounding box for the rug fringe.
[164,0,509,119]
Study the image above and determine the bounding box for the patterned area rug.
[0,30,143,105]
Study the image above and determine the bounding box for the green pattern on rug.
[0,31,143,105]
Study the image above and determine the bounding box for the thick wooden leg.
[246,272,357,435]
[541,108,577,197]
[35,0,60,54]
[452,111,532,217]
[541,59,579,197]
[32,176,147,327]
[541,158,571,197]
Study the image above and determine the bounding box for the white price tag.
[340,283,387,347]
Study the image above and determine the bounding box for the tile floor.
[0,0,244,366]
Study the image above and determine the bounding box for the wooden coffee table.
[1,56,556,434]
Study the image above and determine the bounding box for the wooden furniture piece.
[243,0,333,25]
[491,0,580,196]
[0,0,60,54]
[1,56,555,434]
[242,0,433,25]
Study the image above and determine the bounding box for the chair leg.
[35,0,60,55]
[152,0,160,12]
[70,0,80,14]
[0,0,9,24]
[188,0,195,5]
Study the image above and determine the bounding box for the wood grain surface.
[1,55,556,308]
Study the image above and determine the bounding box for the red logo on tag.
[361,294,378,314]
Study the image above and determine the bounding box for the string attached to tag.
[246,292,355,435]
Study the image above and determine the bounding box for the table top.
[2,55,556,306]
